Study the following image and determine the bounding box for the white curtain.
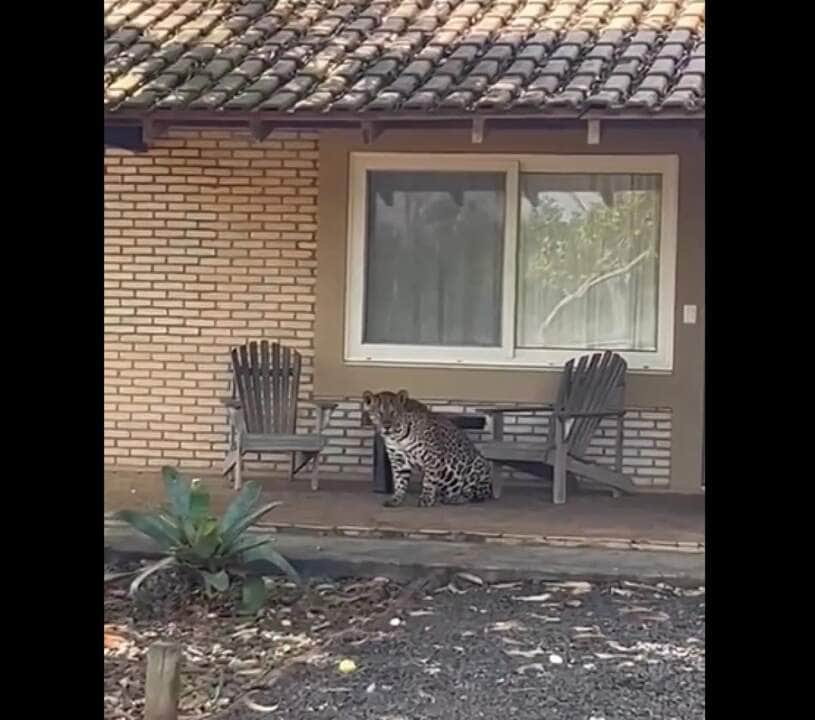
[517,173,661,351]
[363,171,505,347]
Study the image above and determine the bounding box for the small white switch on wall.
[683,305,697,324]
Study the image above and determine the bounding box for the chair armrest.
[310,398,340,433]
[476,404,556,415]
[478,405,555,442]
[310,398,340,411]
[554,410,625,419]
[221,397,241,409]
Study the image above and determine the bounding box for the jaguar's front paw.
[383,496,405,508]
[417,493,437,507]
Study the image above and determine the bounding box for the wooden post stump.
[145,641,181,720]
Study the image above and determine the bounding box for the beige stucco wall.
[315,126,705,492]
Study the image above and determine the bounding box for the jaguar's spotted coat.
[362,390,494,507]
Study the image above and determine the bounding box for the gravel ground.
[105,562,704,720]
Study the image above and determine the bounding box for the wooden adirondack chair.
[477,351,634,504]
[222,341,337,491]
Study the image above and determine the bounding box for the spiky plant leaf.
[115,510,182,551]
[225,535,274,557]
[221,501,283,551]
[190,519,221,560]
[240,575,267,615]
[128,556,176,597]
[220,481,263,536]
[161,466,190,518]
[242,543,300,585]
[104,569,139,584]
[188,484,211,520]
[201,569,230,595]
[181,518,198,547]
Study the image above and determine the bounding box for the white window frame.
[344,152,678,373]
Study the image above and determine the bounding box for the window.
[345,154,678,371]
[363,171,506,347]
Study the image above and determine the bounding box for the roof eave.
[104,108,705,128]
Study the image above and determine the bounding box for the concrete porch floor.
[105,469,704,553]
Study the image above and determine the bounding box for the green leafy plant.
[115,467,299,613]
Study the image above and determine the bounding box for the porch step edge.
[103,513,703,554]
[104,521,705,587]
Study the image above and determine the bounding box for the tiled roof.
[104,0,705,118]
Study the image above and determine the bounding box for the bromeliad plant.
[115,467,300,613]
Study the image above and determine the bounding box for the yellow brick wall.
[104,129,318,470]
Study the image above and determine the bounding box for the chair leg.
[223,449,238,475]
[310,454,319,491]
[223,452,236,489]
[289,453,297,482]
[612,416,624,500]
[234,452,243,491]
[553,417,567,505]
[490,461,503,500]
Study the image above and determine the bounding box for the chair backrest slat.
[231,346,249,427]
[572,357,625,456]
[248,342,264,432]
[260,340,272,434]
[280,345,292,433]
[553,351,627,457]
[229,341,303,434]
[237,344,256,430]
[271,342,281,433]
[289,350,302,434]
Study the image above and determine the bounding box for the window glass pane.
[517,173,661,351]
[364,171,505,346]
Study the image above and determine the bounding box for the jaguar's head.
[362,389,410,438]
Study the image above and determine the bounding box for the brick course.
[105,129,318,471]
[104,130,672,487]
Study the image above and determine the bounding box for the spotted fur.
[362,389,494,507]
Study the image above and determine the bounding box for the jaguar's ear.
[396,389,409,405]
[362,390,374,408]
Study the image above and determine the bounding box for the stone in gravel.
[611,587,634,597]
[512,593,552,602]
[244,696,279,713]
[544,581,593,594]
[516,662,547,674]
[489,620,526,632]
[504,645,546,658]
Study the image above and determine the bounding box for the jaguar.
[362,389,494,507]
